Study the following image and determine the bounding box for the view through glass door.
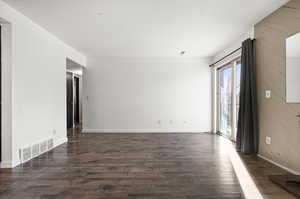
[219,65,233,138]
[218,59,241,141]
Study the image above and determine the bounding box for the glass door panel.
[219,66,233,137]
[218,58,241,141]
[236,60,241,126]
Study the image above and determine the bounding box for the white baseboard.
[0,161,11,168]
[258,154,300,175]
[1,159,20,168]
[1,161,15,168]
[82,129,209,133]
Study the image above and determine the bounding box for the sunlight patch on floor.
[220,137,264,199]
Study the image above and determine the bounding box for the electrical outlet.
[53,129,56,135]
[266,136,271,145]
[169,120,173,124]
[157,120,161,125]
[265,90,271,99]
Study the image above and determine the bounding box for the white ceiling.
[4,0,288,58]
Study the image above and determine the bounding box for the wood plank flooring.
[239,155,297,199]
[0,129,243,199]
[0,128,295,199]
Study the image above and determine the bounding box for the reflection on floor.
[0,127,295,199]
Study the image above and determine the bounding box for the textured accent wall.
[255,0,300,172]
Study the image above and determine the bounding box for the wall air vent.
[32,143,40,158]
[48,139,54,150]
[22,146,32,163]
[40,141,48,153]
[19,137,55,164]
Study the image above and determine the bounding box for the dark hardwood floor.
[0,128,243,199]
[238,155,297,199]
[0,127,295,199]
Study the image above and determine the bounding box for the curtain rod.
[209,38,256,67]
[209,47,241,67]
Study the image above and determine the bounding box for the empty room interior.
[1,0,300,198]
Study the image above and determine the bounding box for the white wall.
[0,0,86,167]
[83,57,211,133]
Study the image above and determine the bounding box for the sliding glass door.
[235,60,241,132]
[219,65,233,137]
[218,59,241,141]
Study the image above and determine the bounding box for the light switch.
[265,90,271,98]
[266,136,271,145]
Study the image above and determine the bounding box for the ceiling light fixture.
[180,51,186,56]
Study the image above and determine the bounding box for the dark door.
[74,77,80,124]
[66,72,73,129]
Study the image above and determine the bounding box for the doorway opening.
[217,58,241,141]
[66,72,73,129]
[74,76,80,125]
[66,58,83,134]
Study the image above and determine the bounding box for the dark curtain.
[236,38,258,154]
[0,25,2,162]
